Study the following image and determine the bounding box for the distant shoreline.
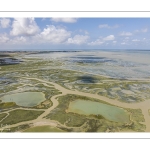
[1,49,150,52]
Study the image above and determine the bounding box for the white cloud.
[103,35,115,41]
[121,42,126,45]
[120,31,132,36]
[88,39,104,46]
[51,18,77,23]
[0,33,28,45]
[99,24,119,29]
[84,31,89,35]
[41,18,46,21]
[0,18,11,28]
[88,35,115,46]
[141,28,148,33]
[99,24,109,28]
[0,33,9,43]
[132,39,140,42]
[135,28,148,33]
[10,18,40,36]
[79,29,89,35]
[113,41,117,44]
[10,36,27,44]
[67,35,89,45]
[34,25,71,44]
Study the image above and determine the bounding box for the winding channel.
[0,77,150,132]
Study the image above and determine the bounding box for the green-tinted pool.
[0,92,46,107]
[67,100,130,123]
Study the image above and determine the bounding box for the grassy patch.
[125,108,146,132]
[0,102,18,109]
[46,94,146,132]
[23,125,65,132]
[1,124,30,132]
[1,109,44,125]
[46,95,88,127]
[0,113,7,121]
[127,108,145,122]
[46,94,118,127]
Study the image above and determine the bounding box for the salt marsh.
[0,50,150,132]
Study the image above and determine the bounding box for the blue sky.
[0,18,150,50]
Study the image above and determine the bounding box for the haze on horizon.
[0,18,150,50]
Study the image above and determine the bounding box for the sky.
[0,18,150,50]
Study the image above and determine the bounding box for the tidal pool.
[0,92,46,107]
[67,100,130,123]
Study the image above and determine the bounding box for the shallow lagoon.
[0,92,45,107]
[67,100,130,123]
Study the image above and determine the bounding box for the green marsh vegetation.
[23,125,65,132]
[0,76,61,109]
[1,124,30,132]
[0,109,44,125]
[2,56,149,103]
[0,53,148,132]
[0,113,7,121]
[45,95,88,127]
[45,94,145,132]
[26,66,150,103]
[0,102,18,110]
[124,108,145,132]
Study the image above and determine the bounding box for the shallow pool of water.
[67,100,130,123]
[0,92,46,107]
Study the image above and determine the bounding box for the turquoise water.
[68,100,130,123]
[0,92,45,107]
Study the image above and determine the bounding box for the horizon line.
[0,49,150,51]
